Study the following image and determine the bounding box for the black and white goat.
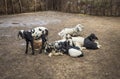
[18,27,48,55]
[66,33,101,50]
[58,24,84,38]
[31,26,48,40]
[45,38,83,57]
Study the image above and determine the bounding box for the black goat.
[18,30,47,55]
[83,33,99,49]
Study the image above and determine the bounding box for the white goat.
[58,24,84,38]
[66,33,101,50]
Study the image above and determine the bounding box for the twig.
[19,0,22,13]
[11,0,15,14]
[5,0,8,14]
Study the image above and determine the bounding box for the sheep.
[58,24,84,38]
[66,33,101,50]
[18,27,48,55]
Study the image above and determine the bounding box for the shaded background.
[0,0,120,16]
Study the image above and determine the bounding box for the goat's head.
[65,34,72,39]
[64,34,74,46]
[75,24,84,32]
[18,30,25,39]
[31,28,42,39]
[44,43,54,53]
[87,33,98,41]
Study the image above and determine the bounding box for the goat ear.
[76,27,80,32]
[45,29,48,36]
[31,29,35,33]
[87,35,93,41]
[18,30,24,39]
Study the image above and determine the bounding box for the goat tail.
[58,32,63,37]
[17,30,24,39]
[17,31,21,39]
[58,32,61,36]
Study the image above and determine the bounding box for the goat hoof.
[32,53,34,55]
[39,50,42,54]
[39,52,42,54]
[78,54,84,57]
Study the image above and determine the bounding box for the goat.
[44,42,64,57]
[18,30,35,55]
[33,39,42,51]
[45,38,83,57]
[18,27,48,55]
[66,33,101,50]
[58,24,84,38]
[58,39,84,57]
[31,26,48,40]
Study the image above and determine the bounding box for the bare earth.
[0,11,120,79]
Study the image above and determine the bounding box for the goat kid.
[66,33,101,50]
[18,28,47,55]
[31,26,48,40]
[58,24,84,38]
[18,30,35,55]
[45,38,83,57]
[44,42,64,57]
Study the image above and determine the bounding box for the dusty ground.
[0,11,120,79]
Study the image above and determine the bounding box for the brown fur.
[33,39,42,50]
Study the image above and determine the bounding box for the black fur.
[83,33,99,49]
[18,30,35,55]
[87,33,98,41]
[18,30,48,55]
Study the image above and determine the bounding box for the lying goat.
[44,42,64,57]
[18,27,48,55]
[66,33,101,50]
[58,24,84,38]
[45,38,83,57]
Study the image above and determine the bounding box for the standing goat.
[18,27,48,55]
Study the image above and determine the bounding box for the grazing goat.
[58,24,84,38]
[31,26,48,40]
[66,33,101,50]
[18,27,48,55]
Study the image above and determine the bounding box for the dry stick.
[102,0,105,16]
[19,0,22,13]
[45,0,47,10]
[11,0,15,14]
[110,0,112,16]
[34,0,36,12]
[39,0,41,11]
[5,0,8,14]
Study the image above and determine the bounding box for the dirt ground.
[0,11,120,79]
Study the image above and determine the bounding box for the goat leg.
[39,47,42,54]
[39,41,45,54]
[30,41,35,55]
[25,41,29,54]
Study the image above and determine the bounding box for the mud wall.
[0,0,120,16]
